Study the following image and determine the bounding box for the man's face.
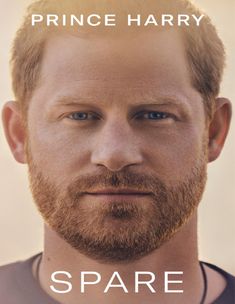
[26,29,207,262]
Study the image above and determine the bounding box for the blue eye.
[68,112,96,120]
[147,112,168,119]
[138,111,170,120]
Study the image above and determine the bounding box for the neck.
[36,213,204,304]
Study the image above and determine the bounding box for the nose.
[91,120,143,172]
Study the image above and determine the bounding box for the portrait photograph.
[0,0,234,303]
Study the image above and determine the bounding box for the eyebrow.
[51,96,94,106]
[47,93,193,120]
[51,93,191,108]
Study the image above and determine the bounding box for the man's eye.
[67,112,97,120]
[137,111,170,120]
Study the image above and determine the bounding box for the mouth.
[85,188,151,194]
[84,189,151,199]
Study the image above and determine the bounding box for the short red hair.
[11,0,225,119]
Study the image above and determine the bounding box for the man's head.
[2,0,231,263]
[11,0,226,119]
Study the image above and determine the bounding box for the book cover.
[0,0,234,303]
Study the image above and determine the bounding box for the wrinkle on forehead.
[38,29,190,84]
[30,28,204,119]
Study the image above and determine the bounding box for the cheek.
[143,126,206,183]
[27,122,92,181]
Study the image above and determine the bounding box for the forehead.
[33,29,201,108]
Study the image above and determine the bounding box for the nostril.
[90,122,143,171]
[91,146,143,172]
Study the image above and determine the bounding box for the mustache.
[67,170,167,196]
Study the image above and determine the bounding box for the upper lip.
[85,188,151,195]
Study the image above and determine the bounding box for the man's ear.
[2,101,27,164]
[208,97,232,163]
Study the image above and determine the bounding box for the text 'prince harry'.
[31,13,204,27]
